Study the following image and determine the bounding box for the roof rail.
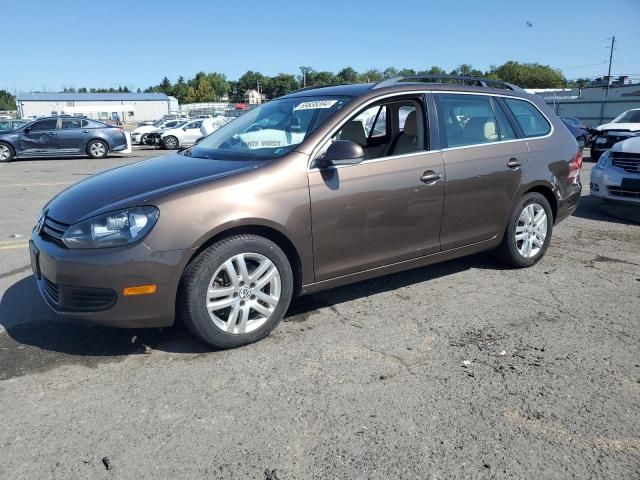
[372,75,524,92]
[289,84,340,94]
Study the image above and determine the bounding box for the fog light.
[590,183,600,192]
[123,284,157,296]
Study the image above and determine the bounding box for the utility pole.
[605,36,615,97]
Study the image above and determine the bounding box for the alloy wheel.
[0,144,11,161]
[515,203,547,258]
[205,253,281,335]
[90,142,106,157]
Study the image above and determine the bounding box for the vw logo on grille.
[34,212,46,235]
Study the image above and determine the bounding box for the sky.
[2,0,639,93]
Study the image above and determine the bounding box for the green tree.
[336,67,359,84]
[265,73,299,98]
[383,67,399,78]
[237,70,266,94]
[490,61,566,88]
[206,73,230,100]
[358,69,383,83]
[0,90,16,110]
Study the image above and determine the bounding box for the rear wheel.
[178,235,294,349]
[163,136,178,149]
[497,192,553,268]
[0,142,14,162]
[87,140,108,159]
[140,133,148,145]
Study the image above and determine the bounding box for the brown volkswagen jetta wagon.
[30,75,582,348]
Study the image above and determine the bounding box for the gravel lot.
[0,148,638,479]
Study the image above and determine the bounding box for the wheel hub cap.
[515,203,547,258]
[205,252,281,335]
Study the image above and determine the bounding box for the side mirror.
[23,127,31,134]
[317,140,364,168]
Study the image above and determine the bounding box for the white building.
[243,89,266,105]
[16,92,179,122]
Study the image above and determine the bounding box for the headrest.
[340,120,367,147]
[403,111,417,137]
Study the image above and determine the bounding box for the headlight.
[63,206,159,249]
[595,150,610,169]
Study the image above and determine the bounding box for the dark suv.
[0,116,128,162]
[29,75,582,348]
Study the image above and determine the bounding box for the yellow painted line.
[0,241,29,251]
[0,181,73,188]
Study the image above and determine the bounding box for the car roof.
[281,77,530,101]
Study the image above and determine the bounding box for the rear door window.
[435,94,499,147]
[61,118,82,129]
[503,98,551,137]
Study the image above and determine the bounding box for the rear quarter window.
[503,98,551,138]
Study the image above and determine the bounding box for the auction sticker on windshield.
[294,100,338,111]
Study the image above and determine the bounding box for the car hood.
[45,152,264,224]
[596,122,640,132]
[611,136,640,154]
[132,125,155,134]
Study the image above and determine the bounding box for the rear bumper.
[30,235,195,328]
[555,180,581,223]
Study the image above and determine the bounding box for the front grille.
[611,152,640,174]
[39,277,116,312]
[608,186,640,199]
[40,216,69,247]
[42,276,60,304]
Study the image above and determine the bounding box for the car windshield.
[613,110,640,123]
[186,95,351,160]
[153,120,164,127]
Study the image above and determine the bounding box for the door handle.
[48,132,57,136]
[507,158,521,169]
[420,171,442,184]
[82,130,89,133]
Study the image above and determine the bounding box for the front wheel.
[162,136,178,149]
[87,140,108,159]
[178,234,294,349]
[497,192,553,268]
[139,133,148,145]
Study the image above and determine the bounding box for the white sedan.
[590,136,640,204]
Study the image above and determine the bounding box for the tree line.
[0,62,593,110]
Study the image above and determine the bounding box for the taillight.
[568,150,582,182]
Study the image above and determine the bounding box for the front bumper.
[30,234,195,328]
[590,166,640,204]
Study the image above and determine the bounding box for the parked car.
[590,136,640,204]
[560,116,594,148]
[148,119,204,149]
[0,117,127,162]
[590,109,640,161]
[131,119,178,145]
[141,120,190,145]
[30,75,581,348]
[0,118,30,131]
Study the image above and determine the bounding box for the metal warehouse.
[16,92,179,122]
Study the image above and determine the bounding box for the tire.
[162,136,178,149]
[140,134,148,145]
[497,192,553,268]
[178,234,294,349]
[0,142,14,162]
[87,140,108,159]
